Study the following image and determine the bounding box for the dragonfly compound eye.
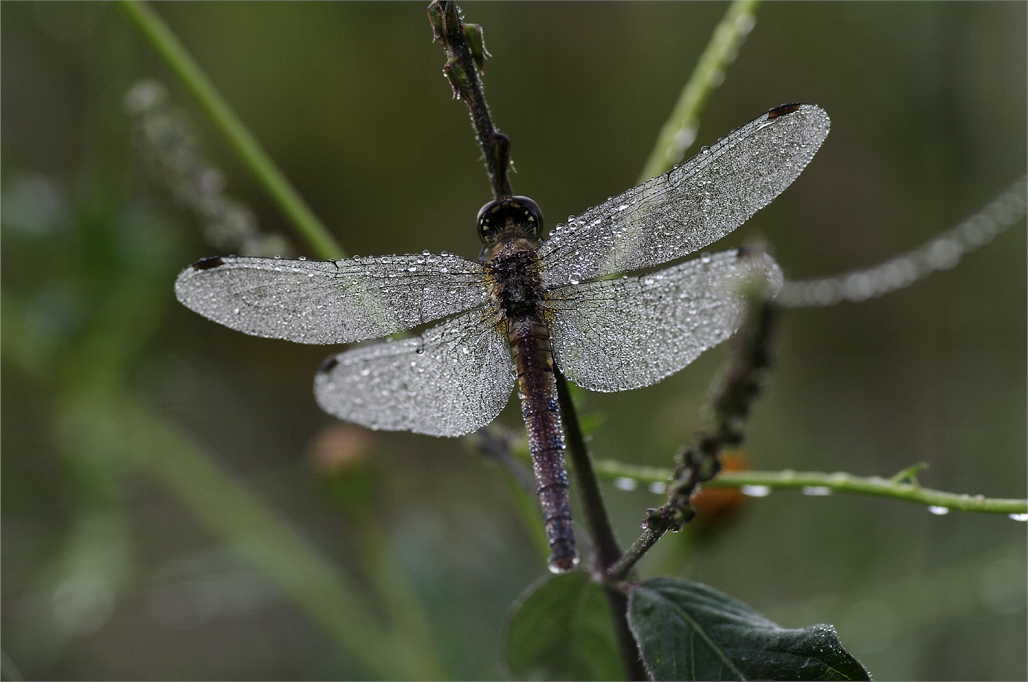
[476,195,545,243]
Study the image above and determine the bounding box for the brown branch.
[427,1,512,199]
[607,251,779,582]
[555,372,623,573]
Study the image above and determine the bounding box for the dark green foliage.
[504,572,626,681]
[628,578,870,681]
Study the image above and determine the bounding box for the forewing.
[548,249,783,392]
[174,253,490,344]
[538,104,828,287]
[314,308,515,437]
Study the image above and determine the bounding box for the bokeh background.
[3,2,1025,680]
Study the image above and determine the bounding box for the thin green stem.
[120,0,345,260]
[602,586,648,681]
[639,0,761,182]
[606,525,667,584]
[469,428,551,563]
[593,460,1028,515]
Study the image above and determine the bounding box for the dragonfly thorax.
[485,237,547,322]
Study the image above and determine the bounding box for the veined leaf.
[628,578,870,681]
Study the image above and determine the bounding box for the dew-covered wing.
[174,253,490,344]
[548,249,783,392]
[314,308,515,436]
[538,105,828,288]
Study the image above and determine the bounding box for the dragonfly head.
[476,196,544,244]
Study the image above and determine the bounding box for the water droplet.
[648,481,667,494]
[298,255,307,261]
[802,486,832,496]
[928,505,950,515]
[613,477,637,491]
[1009,513,1028,522]
[547,553,580,574]
[741,484,771,497]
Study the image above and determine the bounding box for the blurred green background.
[2,2,1025,680]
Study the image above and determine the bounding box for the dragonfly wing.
[174,253,490,344]
[538,104,828,288]
[548,249,782,392]
[314,308,515,436]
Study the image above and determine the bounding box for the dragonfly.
[175,103,830,572]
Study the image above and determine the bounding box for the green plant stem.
[593,460,1028,515]
[120,0,345,260]
[639,0,761,182]
[606,526,666,584]
[470,428,552,563]
[553,373,648,674]
[602,586,649,681]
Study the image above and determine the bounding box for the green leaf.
[504,572,626,681]
[628,578,870,681]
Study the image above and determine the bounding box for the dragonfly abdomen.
[507,316,577,573]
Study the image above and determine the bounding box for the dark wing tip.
[191,256,226,271]
[767,103,805,119]
[319,356,340,374]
